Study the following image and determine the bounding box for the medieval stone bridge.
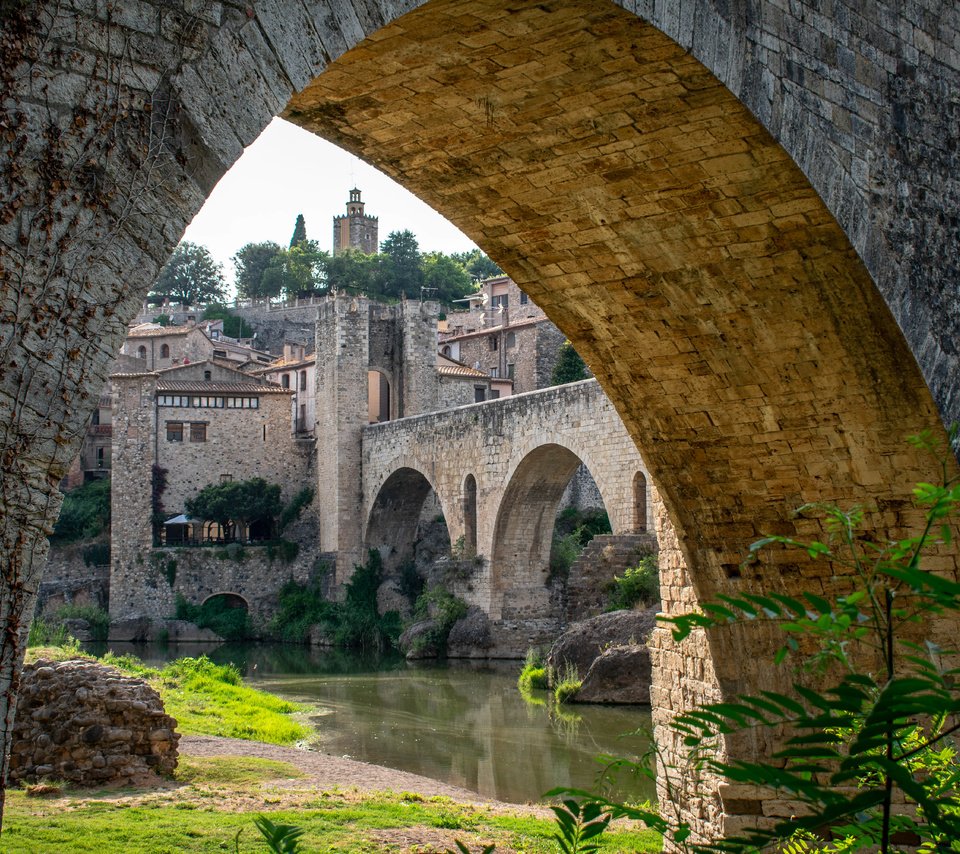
[3,0,958,842]
[361,378,651,624]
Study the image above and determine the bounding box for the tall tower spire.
[333,187,378,255]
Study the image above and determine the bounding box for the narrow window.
[160,344,170,358]
[204,370,212,381]
[137,346,147,360]
[282,374,290,389]
[506,332,516,349]
[474,386,485,403]
[166,422,183,442]
[507,363,515,379]
[189,423,206,442]
[520,292,528,305]
[262,425,267,442]
[489,337,498,351]
[490,366,499,378]
[299,370,307,391]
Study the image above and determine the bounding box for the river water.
[96,641,656,805]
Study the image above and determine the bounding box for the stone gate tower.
[332,188,378,255]
[314,294,439,582]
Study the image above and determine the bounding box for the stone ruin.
[10,659,179,786]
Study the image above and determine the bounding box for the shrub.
[265,538,299,563]
[81,542,110,566]
[518,647,550,692]
[55,604,110,642]
[606,554,659,611]
[553,665,582,704]
[51,478,111,542]
[175,594,253,642]
[410,587,468,655]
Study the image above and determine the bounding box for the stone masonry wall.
[362,379,654,626]
[11,659,178,787]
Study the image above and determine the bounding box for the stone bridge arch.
[3,0,958,842]
[363,463,450,574]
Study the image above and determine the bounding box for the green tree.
[552,340,588,385]
[233,241,284,300]
[261,241,329,300]
[51,478,111,542]
[379,229,422,298]
[421,252,473,305]
[202,304,254,339]
[326,248,377,295]
[150,241,226,306]
[289,213,307,248]
[186,477,283,541]
[452,248,503,282]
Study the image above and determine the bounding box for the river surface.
[95,641,655,805]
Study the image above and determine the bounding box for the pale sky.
[182,117,478,291]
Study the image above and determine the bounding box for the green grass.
[25,648,310,746]
[3,787,662,852]
[173,755,306,786]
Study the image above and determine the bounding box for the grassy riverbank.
[26,645,311,745]
[4,755,661,852]
[11,645,662,851]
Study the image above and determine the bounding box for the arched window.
[160,343,170,358]
[137,345,147,360]
[300,370,307,391]
[281,374,290,389]
[441,345,451,357]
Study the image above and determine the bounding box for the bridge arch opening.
[490,444,610,625]
[365,467,450,581]
[199,592,248,612]
[462,474,477,556]
[6,0,959,843]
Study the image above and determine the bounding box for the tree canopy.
[289,213,307,247]
[186,477,283,538]
[233,241,284,300]
[379,230,423,298]
[150,242,226,306]
[552,340,589,385]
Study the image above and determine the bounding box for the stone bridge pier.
[3,0,958,844]
[361,379,653,645]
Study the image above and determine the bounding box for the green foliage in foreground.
[4,785,661,853]
[518,648,549,692]
[151,656,310,745]
[552,429,960,852]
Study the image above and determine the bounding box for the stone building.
[257,342,317,436]
[332,187,378,255]
[121,324,215,371]
[440,277,568,395]
[109,360,316,620]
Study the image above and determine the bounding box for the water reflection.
[89,641,655,805]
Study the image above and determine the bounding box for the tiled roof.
[156,380,291,394]
[127,325,197,338]
[439,317,542,342]
[438,364,489,379]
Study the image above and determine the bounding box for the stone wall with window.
[109,363,316,620]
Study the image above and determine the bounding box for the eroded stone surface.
[11,659,179,786]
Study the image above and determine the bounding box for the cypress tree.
[289,213,307,247]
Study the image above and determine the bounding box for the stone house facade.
[109,360,316,620]
[441,277,568,395]
[121,324,215,371]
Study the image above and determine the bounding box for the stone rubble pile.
[10,658,179,786]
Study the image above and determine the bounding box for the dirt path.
[180,734,548,815]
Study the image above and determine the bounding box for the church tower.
[332,188,379,255]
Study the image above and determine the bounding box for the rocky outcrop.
[446,606,493,658]
[398,620,440,659]
[11,659,179,786]
[547,607,657,704]
[576,644,652,704]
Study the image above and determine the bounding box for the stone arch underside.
[364,466,445,573]
[2,0,958,843]
[490,444,589,622]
